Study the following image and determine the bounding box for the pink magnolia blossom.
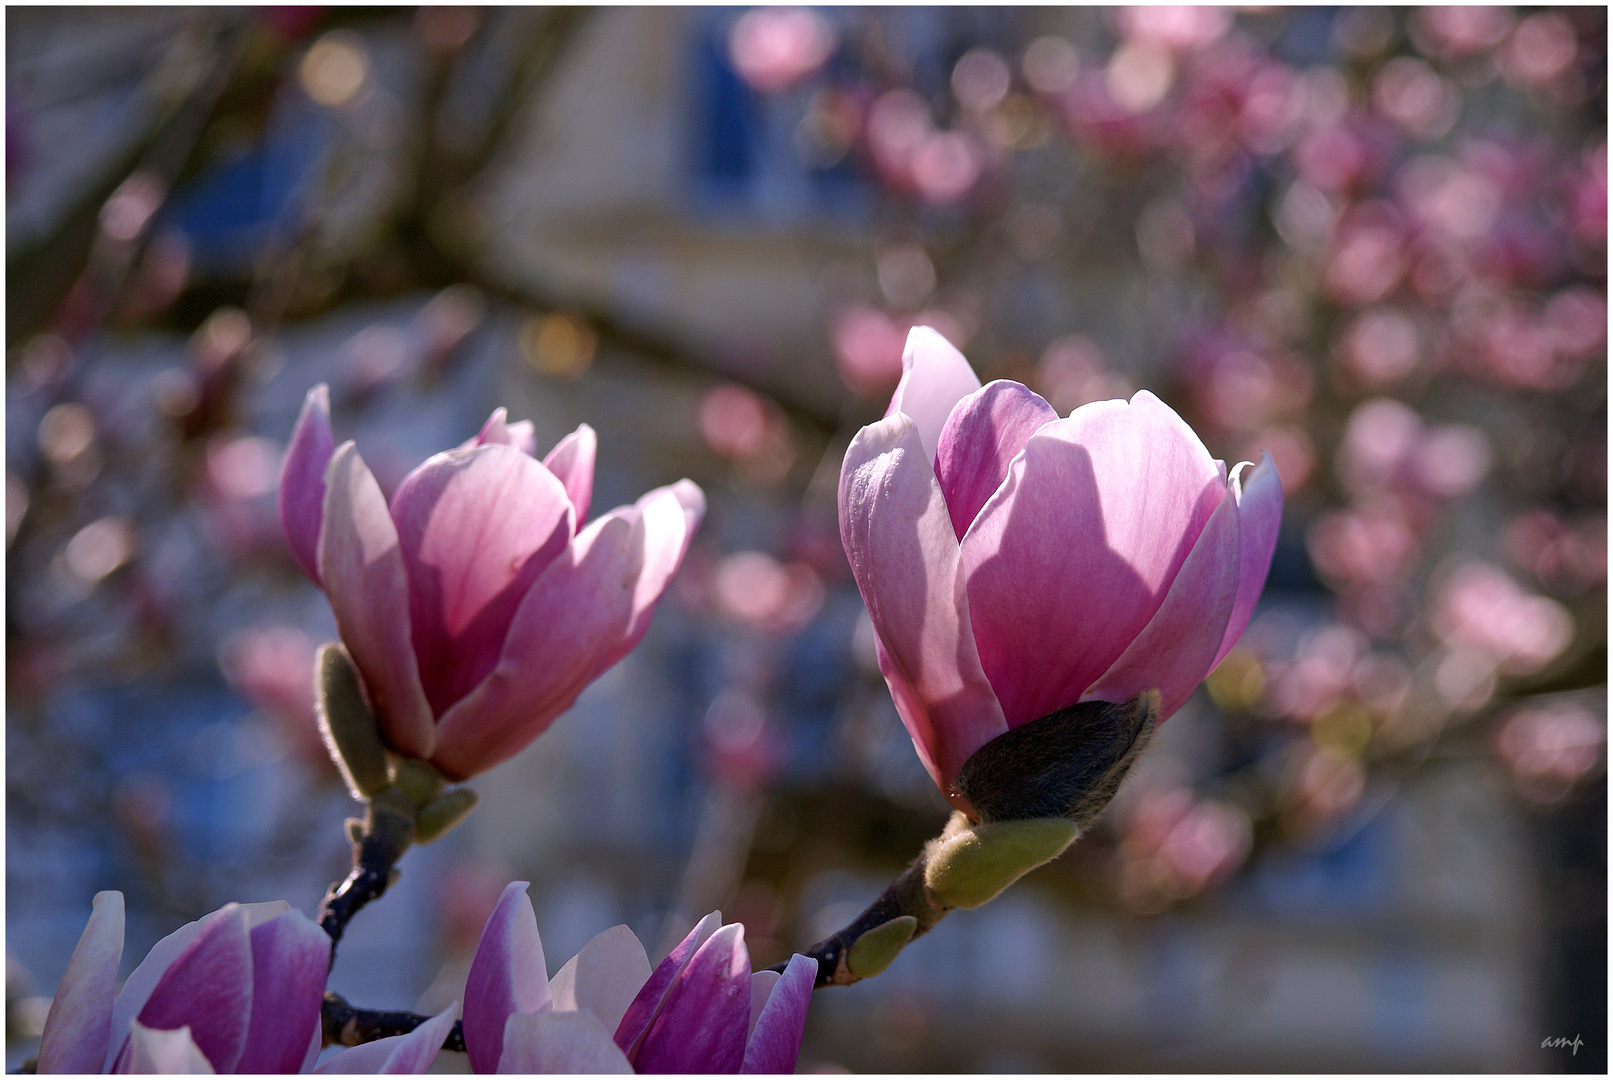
[343,881,814,1074]
[37,892,330,1074]
[278,386,705,779]
[838,329,1282,804]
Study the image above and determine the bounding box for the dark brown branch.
[773,856,949,988]
[321,991,466,1054]
[315,798,413,965]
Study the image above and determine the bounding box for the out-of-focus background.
[6,6,1606,1073]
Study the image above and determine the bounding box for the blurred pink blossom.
[1504,511,1608,596]
[1242,424,1314,496]
[1120,787,1252,904]
[910,130,985,205]
[1308,499,1418,588]
[1283,744,1366,831]
[1117,6,1231,53]
[1035,335,1133,415]
[1185,333,1313,434]
[700,384,776,460]
[1499,13,1578,88]
[863,91,986,203]
[1293,122,1369,193]
[1323,203,1407,306]
[1336,308,1421,388]
[1565,142,1606,247]
[713,550,824,633]
[728,7,835,95]
[1495,702,1605,802]
[1270,624,1364,723]
[1372,58,1458,141]
[830,306,908,395]
[1397,156,1501,243]
[1543,287,1607,359]
[1433,561,1574,675]
[1412,6,1515,61]
[217,624,325,768]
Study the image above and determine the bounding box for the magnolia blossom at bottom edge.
[36,884,816,1075]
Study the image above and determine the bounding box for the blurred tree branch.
[5,10,250,351]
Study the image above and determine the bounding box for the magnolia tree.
[32,327,1278,1072]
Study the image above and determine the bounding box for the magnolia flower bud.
[839,329,1281,815]
[280,388,706,781]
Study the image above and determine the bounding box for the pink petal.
[934,380,1058,540]
[38,891,124,1074]
[117,1022,214,1074]
[740,953,816,1074]
[314,1038,398,1074]
[235,910,331,1073]
[1084,479,1240,720]
[621,480,705,661]
[430,482,700,780]
[498,1010,634,1074]
[107,902,291,1072]
[463,882,549,1075]
[839,414,1007,793]
[382,1004,458,1074]
[548,925,652,1035]
[960,391,1223,727]
[312,1004,457,1075]
[461,409,540,459]
[745,971,778,1042]
[504,421,537,457]
[542,424,598,523]
[1212,453,1284,670]
[279,385,335,586]
[614,912,723,1058]
[390,443,574,715]
[871,636,945,791]
[319,442,436,758]
[299,1018,323,1073]
[632,923,750,1074]
[885,327,983,467]
[108,923,205,1070]
[134,905,253,1073]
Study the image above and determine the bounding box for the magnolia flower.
[279,387,705,779]
[839,329,1282,806]
[37,892,330,1074]
[327,881,816,1074]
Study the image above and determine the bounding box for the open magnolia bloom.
[322,881,817,1074]
[37,893,330,1074]
[280,386,705,779]
[840,328,1282,814]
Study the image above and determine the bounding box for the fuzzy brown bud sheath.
[786,693,1156,987]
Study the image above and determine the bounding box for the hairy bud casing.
[414,788,479,844]
[923,817,1079,910]
[316,643,391,800]
[953,692,1157,826]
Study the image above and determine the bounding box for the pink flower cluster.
[319,881,815,1074]
[42,885,815,1075]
